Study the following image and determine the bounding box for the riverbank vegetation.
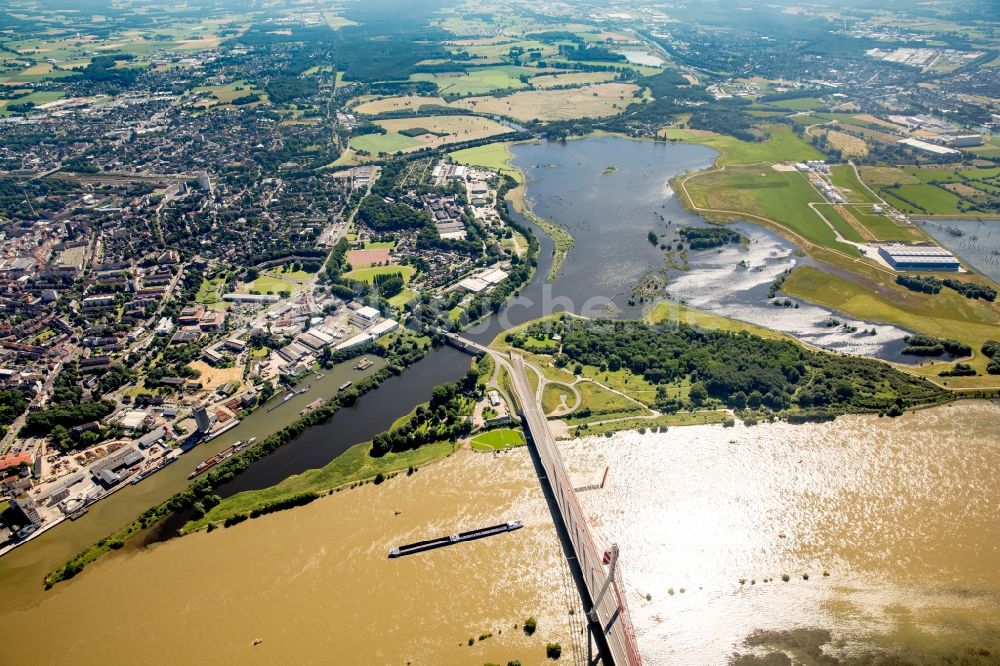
[507,315,949,423]
[187,369,484,531]
[783,267,1000,386]
[184,440,458,533]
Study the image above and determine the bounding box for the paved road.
[444,331,642,665]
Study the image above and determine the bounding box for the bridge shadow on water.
[520,426,611,666]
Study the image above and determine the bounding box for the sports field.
[469,428,526,451]
[451,82,639,121]
[449,142,524,182]
[342,265,416,283]
[347,249,391,267]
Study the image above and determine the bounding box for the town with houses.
[0,146,518,551]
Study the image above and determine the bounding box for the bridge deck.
[508,352,642,666]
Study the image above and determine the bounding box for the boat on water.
[187,439,251,479]
[282,391,295,402]
[388,520,523,558]
[355,357,373,370]
[300,398,324,416]
[338,381,352,392]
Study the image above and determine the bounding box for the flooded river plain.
[562,400,1000,664]
[4,402,996,664]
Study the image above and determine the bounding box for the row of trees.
[514,318,947,419]
[370,367,481,456]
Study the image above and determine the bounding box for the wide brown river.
[563,400,1000,665]
[2,402,997,665]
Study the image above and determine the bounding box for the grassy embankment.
[184,379,483,531]
[783,266,1000,388]
[666,126,1000,388]
[183,440,458,533]
[450,142,574,279]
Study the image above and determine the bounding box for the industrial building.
[897,138,960,156]
[193,404,213,433]
[878,245,961,271]
[350,305,381,328]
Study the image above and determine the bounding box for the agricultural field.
[451,82,639,121]
[859,165,1000,217]
[352,95,448,115]
[354,115,512,155]
[410,65,540,97]
[530,71,619,88]
[822,129,869,157]
[381,115,511,147]
[662,124,823,166]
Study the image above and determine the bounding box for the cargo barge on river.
[388,520,523,558]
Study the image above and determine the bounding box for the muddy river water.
[3,402,997,665]
[564,400,1000,664]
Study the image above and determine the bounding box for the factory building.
[878,245,961,271]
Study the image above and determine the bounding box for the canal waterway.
[0,354,391,610]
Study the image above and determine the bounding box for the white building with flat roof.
[897,138,959,155]
[350,306,380,328]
